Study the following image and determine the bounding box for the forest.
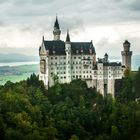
[0,68,140,140]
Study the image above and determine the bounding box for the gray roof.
[43,40,96,55]
[44,40,65,55]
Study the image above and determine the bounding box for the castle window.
[73,76,75,78]
[90,75,92,78]
[51,57,53,59]
[51,62,53,65]
[64,72,66,74]
[79,57,81,59]
[84,65,88,69]
[63,56,66,59]
[74,57,76,59]
[55,57,57,59]
[64,62,66,64]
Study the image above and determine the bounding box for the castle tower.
[39,36,49,87]
[121,40,132,70]
[53,16,61,40]
[65,30,71,83]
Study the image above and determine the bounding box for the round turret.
[123,40,130,52]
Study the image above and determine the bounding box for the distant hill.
[0,53,38,62]
[0,64,39,85]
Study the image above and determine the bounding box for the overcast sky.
[0,0,140,58]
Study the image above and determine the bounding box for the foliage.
[134,67,140,99]
[0,70,140,140]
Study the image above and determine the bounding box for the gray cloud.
[0,0,140,58]
[0,0,140,26]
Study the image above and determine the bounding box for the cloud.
[0,0,140,58]
[1,0,140,26]
[0,46,38,56]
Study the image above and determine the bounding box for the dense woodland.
[0,68,140,140]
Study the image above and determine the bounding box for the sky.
[0,0,140,59]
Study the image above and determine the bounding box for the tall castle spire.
[66,29,70,43]
[53,16,61,40]
[54,16,60,29]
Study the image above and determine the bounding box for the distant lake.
[0,61,39,67]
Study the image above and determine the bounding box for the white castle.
[39,17,132,97]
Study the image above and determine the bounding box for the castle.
[39,17,132,97]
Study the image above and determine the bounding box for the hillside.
[0,74,139,140]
